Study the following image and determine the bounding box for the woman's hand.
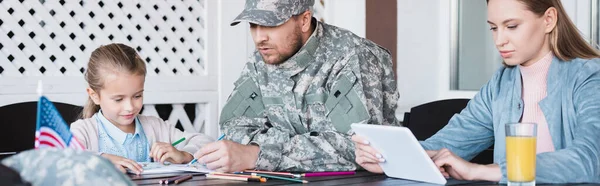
[101,153,143,175]
[150,142,194,164]
[351,135,386,173]
[427,148,500,181]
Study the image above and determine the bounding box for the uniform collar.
[96,110,142,145]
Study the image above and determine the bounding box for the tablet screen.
[351,124,447,185]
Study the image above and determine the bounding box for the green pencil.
[171,137,186,146]
[252,173,308,183]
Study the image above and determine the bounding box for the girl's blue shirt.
[96,110,150,162]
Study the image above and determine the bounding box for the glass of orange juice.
[505,123,537,186]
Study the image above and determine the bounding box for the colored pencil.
[216,134,226,141]
[252,173,308,183]
[302,171,356,177]
[159,174,190,184]
[210,172,262,178]
[171,137,186,146]
[243,170,300,178]
[243,170,292,174]
[206,174,267,182]
[174,174,193,184]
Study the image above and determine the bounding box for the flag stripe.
[40,128,67,147]
[39,141,57,147]
[68,138,84,149]
[38,135,65,148]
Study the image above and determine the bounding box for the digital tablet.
[351,124,447,185]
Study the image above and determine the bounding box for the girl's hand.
[101,153,143,175]
[150,142,194,164]
[351,135,386,173]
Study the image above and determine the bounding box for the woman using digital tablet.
[353,0,600,183]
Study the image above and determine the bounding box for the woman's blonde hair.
[489,0,600,61]
[80,43,147,118]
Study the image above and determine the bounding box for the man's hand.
[193,140,260,172]
[149,142,194,164]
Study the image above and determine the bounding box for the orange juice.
[506,136,536,182]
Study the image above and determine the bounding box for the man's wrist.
[246,144,260,170]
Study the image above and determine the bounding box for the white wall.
[323,0,366,37]
[395,0,444,117]
[216,1,253,117]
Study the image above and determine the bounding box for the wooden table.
[129,171,597,185]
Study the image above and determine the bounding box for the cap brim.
[230,9,289,27]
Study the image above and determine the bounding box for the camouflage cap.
[231,0,315,27]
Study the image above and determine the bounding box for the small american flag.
[35,96,84,150]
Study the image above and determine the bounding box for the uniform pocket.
[325,73,370,133]
[220,78,265,123]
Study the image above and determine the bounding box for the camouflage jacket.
[2,149,134,186]
[220,19,400,172]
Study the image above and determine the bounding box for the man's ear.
[300,10,312,33]
[87,87,100,105]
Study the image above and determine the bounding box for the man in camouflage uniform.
[193,0,399,172]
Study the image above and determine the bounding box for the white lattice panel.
[0,0,207,77]
[141,103,208,133]
[0,0,218,137]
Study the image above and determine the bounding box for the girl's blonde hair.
[80,43,147,118]
[489,0,600,61]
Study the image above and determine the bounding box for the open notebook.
[128,162,213,175]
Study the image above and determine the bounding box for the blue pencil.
[216,134,226,141]
[187,134,225,166]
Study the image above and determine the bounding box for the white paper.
[129,162,213,175]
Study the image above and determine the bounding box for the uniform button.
[265,121,273,128]
[310,131,319,136]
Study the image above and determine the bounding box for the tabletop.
[129,171,599,186]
